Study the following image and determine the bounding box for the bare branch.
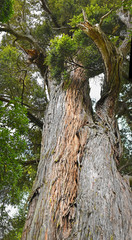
[0,24,45,54]
[53,26,77,31]
[82,9,87,22]
[78,9,92,29]
[20,159,40,166]
[99,9,113,26]
[27,112,43,129]
[41,0,51,15]
[0,94,46,111]
[69,59,84,69]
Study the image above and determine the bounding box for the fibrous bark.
[22,74,132,240]
[22,11,132,240]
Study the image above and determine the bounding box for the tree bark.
[22,72,132,240]
[22,13,132,240]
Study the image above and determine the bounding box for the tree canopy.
[0,0,131,238]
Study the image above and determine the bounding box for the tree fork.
[78,11,124,119]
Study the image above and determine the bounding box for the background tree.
[0,1,47,238]
[0,0,131,239]
[0,0,13,23]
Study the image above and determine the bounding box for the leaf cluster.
[0,99,28,195]
[0,44,44,237]
[33,21,54,48]
[0,0,14,23]
[46,31,103,83]
[46,34,77,82]
[0,98,40,238]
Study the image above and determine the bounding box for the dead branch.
[20,159,40,166]
[99,9,113,26]
[82,9,88,22]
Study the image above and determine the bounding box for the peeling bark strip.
[49,70,92,239]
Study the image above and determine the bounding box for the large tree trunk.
[22,70,132,240]
[22,13,132,240]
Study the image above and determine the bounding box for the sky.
[0,32,4,42]
[89,73,103,102]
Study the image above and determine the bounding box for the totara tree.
[0,0,132,239]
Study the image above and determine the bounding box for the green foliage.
[85,4,110,24]
[0,45,47,110]
[46,0,126,84]
[0,45,22,98]
[0,99,29,194]
[73,30,103,77]
[69,13,84,27]
[46,30,103,83]
[46,34,77,82]
[122,0,132,14]
[0,43,44,238]
[3,206,27,240]
[0,98,39,238]
[48,0,77,26]
[33,21,54,48]
[1,203,27,240]
[0,0,14,23]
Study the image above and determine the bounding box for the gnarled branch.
[0,23,45,54]
[78,10,124,118]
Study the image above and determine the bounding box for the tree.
[0,0,132,239]
[0,45,46,238]
[0,99,29,239]
[0,7,47,236]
